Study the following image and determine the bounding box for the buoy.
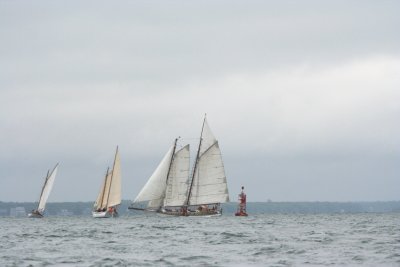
[235,186,248,216]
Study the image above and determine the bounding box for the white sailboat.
[92,147,121,218]
[130,115,229,216]
[28,163,59,218]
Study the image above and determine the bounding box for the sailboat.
[28,163,59,218]
[130,115,229,216]
[92,147,121,218]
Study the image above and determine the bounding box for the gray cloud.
[1,0,399,202]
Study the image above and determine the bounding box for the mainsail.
[37,163,59,212]
[187,117,229,206]
[94,147,121,210]
[188,142,229,205]
[133,146,174,209]
[163,145,190,207]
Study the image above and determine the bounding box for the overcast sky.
[1,1,399,202]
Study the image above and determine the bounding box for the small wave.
[220,232,248,238]
[253,246,279,255]
[352,255,365,262]
[151,225,180,230]
[180,255,213,261]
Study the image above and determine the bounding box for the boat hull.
[92,210,118,218]
[161,205,222,217]
[28,213,43,218]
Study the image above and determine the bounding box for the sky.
[1,0,399,202]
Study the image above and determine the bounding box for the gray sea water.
[1,213,399,266]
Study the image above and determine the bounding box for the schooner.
[92,147,121,218]
[28,163,59,218]
[130,116,229,216]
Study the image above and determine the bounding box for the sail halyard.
[186,115,207,206]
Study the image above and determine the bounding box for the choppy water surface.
[1,213,399,266]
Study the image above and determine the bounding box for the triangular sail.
[38,164,58,212]
[199,119,217,156]
[188,142,229,205]
[107,148,122,207]
[133,146,174,209]
[163,145,190,207]
[94,170,110,210]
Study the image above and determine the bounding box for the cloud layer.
[1,1,399,202]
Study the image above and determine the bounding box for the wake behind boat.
[92,147,121,218]
[28,163,59,218]
[130,115,229,216]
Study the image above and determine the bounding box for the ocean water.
[1,213,399,266]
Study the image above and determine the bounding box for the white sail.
[134,146,174,208]
[163,145,190,207]
[188,142,229,205]
[107,148,121,207]
[38,164,58,212]
[199,118,217,156]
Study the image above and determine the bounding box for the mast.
[36,169,50,210]
[106,146,119,208]
[159,138,178,209]
[185,114,207,206]
[98,166,110,210]
[165,138,179,186]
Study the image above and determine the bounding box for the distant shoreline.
[1,200,399,216]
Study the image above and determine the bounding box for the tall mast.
[106,146,119,208]
[36,169,50,210]
[185,114,207,206]
[165,138,179,185]
[159,138,179,209]
[98,166,110,210]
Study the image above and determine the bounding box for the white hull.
[92,210,118,218]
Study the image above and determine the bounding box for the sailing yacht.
[92,147,121,218]
[130,116,229,216]
[28,163,59,218]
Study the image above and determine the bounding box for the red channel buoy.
[235,186,248,216]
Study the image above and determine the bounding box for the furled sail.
[188,143,229,206]
[38,164,58,212]
[163,145,190,207]
[134,146,174,209]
